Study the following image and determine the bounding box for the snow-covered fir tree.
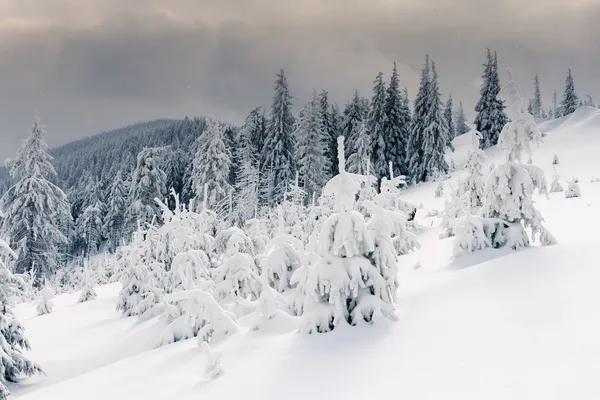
[421,61,449,180]
[37,286,54,316]
[342,90,365,160]
[368,72,389,181]
[319,90,342,179]
[454,102,469,136]
[384,62,410,177]
[161,146,187,209]
[0,117,71,284]
[295,91,329,202]
[531,75,543,118]
[550,173,564,193]
[474,49,508,148]
[76,180,104,259]
[407,55,431,183]
[559,69,579,117]
[298,136,398,333]
[565,178,581,198]
[444,94,456,143]
[346,120,373,176]
[261,69,296,205]
[126,147,167,234]
[104,170,128,253]
[78,267,97,303]
[191,118,232,212]
[0,234,42,399]
[462,131,488,213]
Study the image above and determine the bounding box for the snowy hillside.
[8,108,600,400]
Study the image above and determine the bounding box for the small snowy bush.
[549,174,564,193]
[37,286,54,316]
[565,178,581,198]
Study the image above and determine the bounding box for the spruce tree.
[319,91,341,179]
[474,49,508,148]
[126,147,167,233]
[0,117,71,283]
[531,75,543,118]
[104,170,128,253]
[261,69,296,205]
[421,61,449,180]
[368,72,389,181]
[342,90,364,160]
[235,109,263,223]
[407,55,431,183]
[454,101,468,136]
[444,94,456,147]
[191,118,232,212]
[346,120,372,175]
[76,181,104,259]
[559,68,579,117]
[384,62,410,177]
[295,91,329,202]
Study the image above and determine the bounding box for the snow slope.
[11,108,600,399]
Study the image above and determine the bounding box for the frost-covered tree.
[261,69,296,205]
[319,91,342,179]
[384,62,410,177]
[549,173,564,193]
[201,341,223,380]
[297,137,398,333]
[421,61,449,180]
[368,72,389,181]
[76,181,104,259]
[346,120,373,176]
[0,233,43,399]
[565,178,581,198]
[407,55,431,183]
[295,91,329,202]
[36,286,54,315]
[444,94,456,143]
[161,147,187,209]
[474,49,508,148]
[552,91,558,117]
[462,130,488,213]
[0,117,71,283]
[342,90,365,160]
[479,68,555,248]
[126,147,167,233]
[191,118,232,212]
[531,75,543,118]
[454,101,469,136]
[559,69,579,117]
[104,170,128,253]
[78,267,97,303]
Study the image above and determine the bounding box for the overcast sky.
[1,0,599,160]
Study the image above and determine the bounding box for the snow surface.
[11,107,600,399]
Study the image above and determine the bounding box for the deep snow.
[11,107,600,399]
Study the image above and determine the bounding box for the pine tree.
[346,120,373,175]
[531,75,543,118]
[126,147,167,234]
[342,90,364,160]
[407,55,431,183]
[552,91,558,117]
[319,91,341,179]
[76,184,104,259]
[261,69,296,205]
[368,72,389,181]
[444,94,456,145]
[421,61,449,180]
[474,49,508,148]
[162,147,187,209]
[559,69,579,117]
[295,91,329,202]
[191,118,232,212]
[384,62,410,177]
[104,170,128,253]
[454,101,468,136]
[0,117,71,283]
[0,232,43,399]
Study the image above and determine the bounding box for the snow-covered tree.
[474,49,508,148]
[550,173,564,193]
[444,94,456,144]
[435,182,444,198]
[346,120,373,176]
[191,118,232,212]
[462,130,488,213]
[454,101,469,136]
[368,72,389,181]
[384,62,410,177]
[295,91,329,202]
[421,61,449,180]
[342,90,365,160]
[76,187,104,259]
[552,154,559,165]
[297,136,398,333]
[78,267,97,303]
[407,55,431,183]
[559,69,579,117]
[104,170,128,253]
[0,234,42,399]
[531,75,543,118]
[319,91,342,179]
[37,286,54,315]
[261,69,296,205]
[565,178,581,198]
[0,117,71,284]
[201,341,223,380]
[168,249,211,293]
[126,147,167,233]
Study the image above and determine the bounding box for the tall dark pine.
[421,61,449,180]
[342,90,364,160]
[531,75,543,118]
[319,90,341,178]
[443,94,456,149]
[261,69,296,205]
[368,72,389,181]
[454,102,469,136]
[407,55,431,184]
[474,49,508,148]
[384,62,410,177]
[559,68,579,117]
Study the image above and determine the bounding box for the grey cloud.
[1,0,600,160]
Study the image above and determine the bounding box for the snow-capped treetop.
[501,68,524,120]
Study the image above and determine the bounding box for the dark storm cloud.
[1,0,599,160]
